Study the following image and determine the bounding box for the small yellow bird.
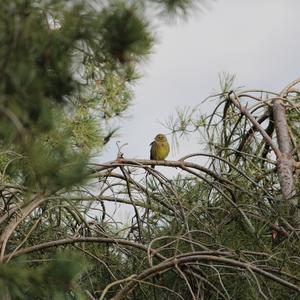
[150,133,170,168]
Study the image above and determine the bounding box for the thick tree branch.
[272,100,295,203]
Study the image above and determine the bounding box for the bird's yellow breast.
[151,140,170,160]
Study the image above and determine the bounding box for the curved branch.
[228,92,281,158]
[111,254,300,300]
[0,193,47,262]
[90,158,253,196]
[236,110,269,155]
[3,236,165,262]
[280,77,300,97]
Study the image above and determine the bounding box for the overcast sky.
[100,0,300,165]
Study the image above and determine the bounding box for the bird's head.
[155,134,167,142]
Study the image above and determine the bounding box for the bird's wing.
[150,142,156,160]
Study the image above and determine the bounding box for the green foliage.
[0,252,87,299]
[150,0,200,18]
[100,2,154,64]
[0,0,205,299]
[0,0,157,190]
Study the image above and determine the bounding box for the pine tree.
[2,1,300,299]
[0,0,202,299]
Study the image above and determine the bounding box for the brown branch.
[271,78,300,225]
[3,237,165,262]
[0,193,47,262]
[246,211,289,238]
[280,77,300,98]
[272,99,296,202]
[236,110,269,155]
[179,153,271,196]
[119,166,143,242]
[97,171,177,214]
[90,159,252,196]
[228,92,281,158]
[110,254,300,300]
[261,111,275,161]
[273,101,293,156]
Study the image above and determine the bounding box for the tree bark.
[273,99,300,226]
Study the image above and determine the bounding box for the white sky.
[101,0,300,164]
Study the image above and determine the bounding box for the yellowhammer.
[150,133,170,168]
